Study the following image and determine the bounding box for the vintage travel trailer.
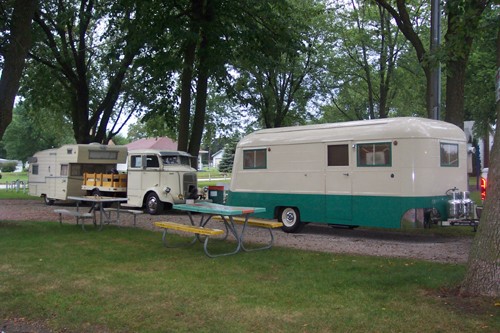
[29,145,199,214]
[226,117,470,232]
[28,144,127,204]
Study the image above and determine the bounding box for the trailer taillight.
[480,177,487,201]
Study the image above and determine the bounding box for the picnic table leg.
[75,201,87,231]
[239,215,275,252]
[160,228,198,248]
[203,215,241,257]
[98,203,104,231]
[195,213,229,241]
[185,212,241,257]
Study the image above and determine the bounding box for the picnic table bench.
[154,221,225,257]
[54,209,94,226]
[212,216,282,251]
[103,207,144,226]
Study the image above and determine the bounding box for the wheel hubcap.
[148,198,157,211]
[283,209,296,226]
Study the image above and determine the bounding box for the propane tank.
[447,188,462,219]
[461,191,473,218]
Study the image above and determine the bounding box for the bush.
[0,162,17,172]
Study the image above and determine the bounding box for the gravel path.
[0,199,473,264]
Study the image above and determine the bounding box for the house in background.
[126,137,178,151]
[212,149,224,169]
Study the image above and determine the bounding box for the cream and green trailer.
[226,117,469,232]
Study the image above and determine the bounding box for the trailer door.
[47,152,57,199]
[325,143,352,223]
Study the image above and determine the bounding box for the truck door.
[127,153,161,203]
[325,143,353,223]
[142,154,161,189]
[127,154,144,205]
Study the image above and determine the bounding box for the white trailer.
[29,145,200,214]
[226,117,472,232]
[28,144,127,205]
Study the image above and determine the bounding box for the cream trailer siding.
[29,144,127,204]
[227,117,468,231]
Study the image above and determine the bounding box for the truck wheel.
[44,195,55,206]
[279,207,303,233]
[146,193,164,215]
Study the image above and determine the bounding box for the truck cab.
[124,149,198,214]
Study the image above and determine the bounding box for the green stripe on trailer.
[226,191,448,229]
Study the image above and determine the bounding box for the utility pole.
[430,0,441,120]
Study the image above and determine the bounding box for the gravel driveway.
[0,199,473,264]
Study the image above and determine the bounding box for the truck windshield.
[161,155,192,167]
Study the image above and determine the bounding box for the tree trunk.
[0,0,37,139]
[177,0,203,153]
[188,30,210,170]
[460,21,500,298]
[444,58,466,129]
[177,40,196,152]
[443,0,487,130]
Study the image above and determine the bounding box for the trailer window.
[32,165,39,175]
[88,150,118,160]
[60,164,68,176]
[70,164,84,176]
[243,149,267,169]
[328,145,349,166]
[357,142,391,167]
[440,143,459,167]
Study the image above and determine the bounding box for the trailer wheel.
[279,207,303,233]
[146,193,164,215]
[43,195,54,206]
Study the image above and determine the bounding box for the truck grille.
[183,173,198,199]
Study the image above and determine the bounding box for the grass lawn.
[0,221,498,333]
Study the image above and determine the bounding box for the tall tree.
[373,0,434,118]
[176,0,228,169]
[465,6,498,169]
[0,0,37,140]
[177,0,202,153]
[28,0,163,144]
[233,0,325,128]
[443,0,490,128]
[323,0,409,121]
[1,102,74,163]
[373,0,491,129]
[460,19,500,297]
